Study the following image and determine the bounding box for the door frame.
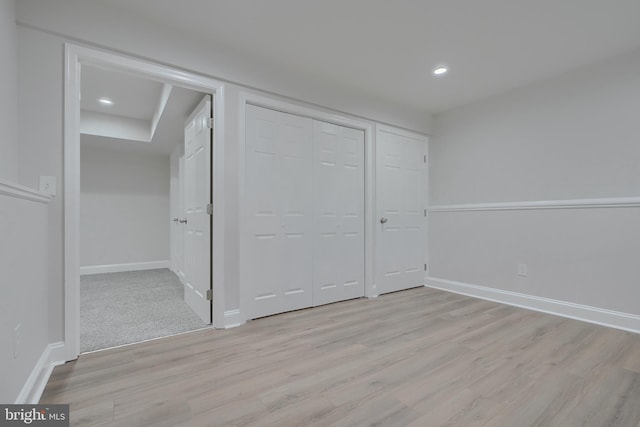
[238,92,376,323]
[63,44,226,361]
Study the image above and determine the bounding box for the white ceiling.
[95,0,640,114]
[81,66,205,155]
[81,66,163,120]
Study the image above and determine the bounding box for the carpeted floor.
[81,269,207,353]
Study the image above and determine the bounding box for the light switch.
[39,176,56,196]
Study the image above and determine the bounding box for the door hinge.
[424,209,427,217]
[424,264,428,271]
[207,203,213,215]
[423,154,427,163]
[206,289,213,301]
[207,117,214,129]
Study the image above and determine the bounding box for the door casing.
[63,44,226,361]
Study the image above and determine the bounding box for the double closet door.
[245,105,365,320]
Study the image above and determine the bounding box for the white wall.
[431,47,640,205]
[0,183,50,403]
[0,0,19,181]
[80,144,170,269]
[429,47,640,327]
[15,1,435,341]
[1,1,56,403]
[15,0,432,134]
[18,27,66,342]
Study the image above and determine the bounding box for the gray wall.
[18,26,65,343]
[80,144,170,268]
[15,0,432,135]
[429,47,640,316]
[0,0,18,181]
[0,191,49,403]
[15,1,433,343]
[0,0,50,404]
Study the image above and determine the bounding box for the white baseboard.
[426,277,640,334]
[175,269,186,285]
[15,342,65,404]
[80,260,170,276]
[223,310,244,329]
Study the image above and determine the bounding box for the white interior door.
[245,105,313,319]
[169,148,182,275]
[312,121,365,306]
[183,95,212,324]
[375,126,428,295]
[177,153,186,282]
[170,151,178,271]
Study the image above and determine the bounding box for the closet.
[244,105,365,319]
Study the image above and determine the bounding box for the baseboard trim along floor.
[426,276,640,334]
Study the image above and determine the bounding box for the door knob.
[380,217,388,224]
[179,218,188,224]
[173,218,179,223]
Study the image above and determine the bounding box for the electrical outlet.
[39,176,56,196]
[518,264,528,277]
[14,324,21,359]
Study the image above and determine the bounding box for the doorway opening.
[78,65,211,352]
[64,45,225,360]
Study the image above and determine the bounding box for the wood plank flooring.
[41,287,640,426]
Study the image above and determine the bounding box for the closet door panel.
[312,121,365,306]
[245,105,313,319]
[279,113,313,312]
[245,106,365,319]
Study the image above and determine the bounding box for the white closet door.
[375,127,427,295]
[312,121,365,306]
[245,105,313,319]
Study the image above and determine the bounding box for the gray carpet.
[81,269,207,353]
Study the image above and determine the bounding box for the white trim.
[376,123,429,141]
[426,277,640,334]
[212,86,226,329]
[0,178,51,204]
[223,309,244,329]
[64,44,81,361]
[64,43,227,362]
[79,260,170,275]
[428,196,640,213]
[15,342,65,404]
[365,122,375,298]
[243,93,373,132]
[238,92,376,323]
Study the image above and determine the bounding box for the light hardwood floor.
[41,287,640,426]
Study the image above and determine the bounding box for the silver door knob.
[179,218,188,224]
[173,218,179,223]
[380,217,388,224]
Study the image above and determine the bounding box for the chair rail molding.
[0,179,51,204]
[428,196,640,213]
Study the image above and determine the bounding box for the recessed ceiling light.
[98,97,113,106]
[433,66,449,76]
